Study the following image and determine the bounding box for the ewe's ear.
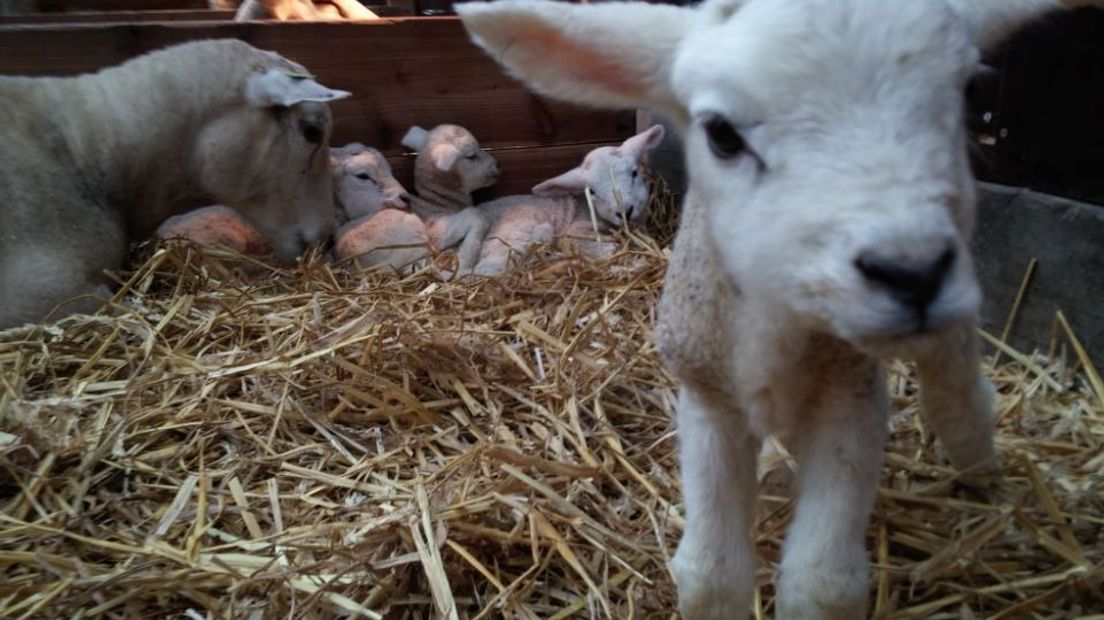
[945,0,1061,49]
[430,143,461,172]
[401,126,430,151]
[532,167,588,196]
[457,0,690,120]
[619,124,666,159]
[246,69,351,107]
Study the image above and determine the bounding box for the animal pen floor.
[1,204,1102,619]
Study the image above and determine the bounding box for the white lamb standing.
[459,0,1074,617]
[469,124,664,275]
[156,143,409,257]
[335,124,498,273]
[0,39,349,328]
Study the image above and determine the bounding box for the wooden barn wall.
[0,17,636,197]
[967,6,1104,207]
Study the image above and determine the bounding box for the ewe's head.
[402,124,500,194]
[192,46,350,263]
[533,124,664,226]
[459,0,1060,354]
[331,143,411,221]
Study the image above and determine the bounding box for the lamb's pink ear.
[619,124,666,159]
[430,143,461,172]
[456,0,690,122]
[532,167,588,196]
[945,0,1061,49]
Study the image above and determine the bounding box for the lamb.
[458,0,1072,617]
[335,124,498,273]
[331,143,411,220]
[233,0,379,21]
[156,144,408,257]
[0,39,348,328]
[468,124,664,275]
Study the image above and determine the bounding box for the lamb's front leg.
[914,320,997,473]
[671,386,760,620]
[777,361,888,620]
[427,208,490,274]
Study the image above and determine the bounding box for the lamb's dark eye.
[631,169,638,179]
[355,173,371,181]
[704,116,747,160]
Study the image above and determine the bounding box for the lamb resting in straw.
[335,124,498,273]
[458,0,1074,617]
[157,143,410,257]
[468,124,663,275]
[0,39,347,328]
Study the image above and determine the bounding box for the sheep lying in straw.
[335,124,497,273]
[468,124,664,275]
[0,39,348,329]
[459,0,1075,617]
[233,0,379,20]
[156,144,409,257]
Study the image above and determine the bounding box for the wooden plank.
[18,0,210,10]
[0,9,234,23]
[384,142,614,200]
[0,18,635,152]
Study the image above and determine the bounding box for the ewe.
[469,124,664,275]
[0,39,347,328]
[458,0,1071,617]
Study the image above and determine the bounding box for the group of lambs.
[161,120,664,278]
[0,38,661,329]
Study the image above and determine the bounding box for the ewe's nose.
[855,247,956,311]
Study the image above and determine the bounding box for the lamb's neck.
[413,182,473,219]
[569,195,614,234]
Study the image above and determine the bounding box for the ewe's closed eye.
[355,173,372,181]
[704,115,747,160]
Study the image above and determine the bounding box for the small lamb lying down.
[335,124,499,273]
[157,144,408,258]
[469,124,664,275]
[232,0,379,20]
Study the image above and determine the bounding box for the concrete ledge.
[973,183,1104,366]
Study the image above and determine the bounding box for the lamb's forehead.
[582,145,633,170]
[430,124,480,153]
[342,148,391,173]
[673,0,974,121]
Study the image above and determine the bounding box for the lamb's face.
[673,0,982,355]
[580,146,650,226]
[194,100,342,263]
[332,145,411,221]
[428,125,501,193]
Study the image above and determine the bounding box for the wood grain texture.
[0,17,635,152]
[0,9,234,23]
[15,0,209,11]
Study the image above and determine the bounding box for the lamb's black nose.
[623,205,635,221]
[855,247,956,311]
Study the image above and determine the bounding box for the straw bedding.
[1,190,1102,619]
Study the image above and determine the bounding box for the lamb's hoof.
[953,452,1004,491]
[777,563,868,620]
[671,554,753,620]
